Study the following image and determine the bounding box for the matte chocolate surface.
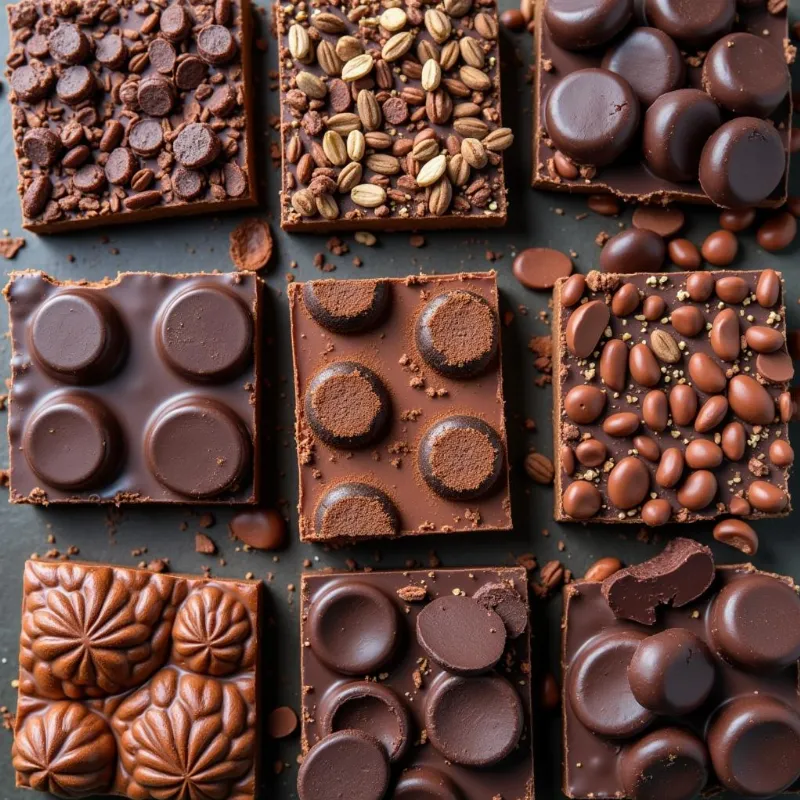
[300,567,533,800]
[13,558,262,800]
[5,0,256,233]
[533,0,793,207]
[277,0,512,232]
[6,270,261,504]
[562,543,800,799]
[289,271,511,541]
[553,269,793,524]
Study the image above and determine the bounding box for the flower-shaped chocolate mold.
[13,702,116,797]
[173,586,252,676]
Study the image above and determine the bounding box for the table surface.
[0,2,798,799]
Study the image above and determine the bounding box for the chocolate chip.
[701,230,738,266]
[105,147,138,186]
[96,34,127,69]
[173,122,221,168]
[22,175,52,218]
[229,509,287,550]
[565,299,609,357]
[600,228,665,274]
[197,25,237,65]
[137,75,175,117]
[72,164,107,194]
[175,55,208,90]
[757,211,797,252]
[160,5,192,42]
[713,518,759,555]
[22,128,61,167]
[57,65,96,105]
[148,38,177,73]
[208,84,237,117]
[10,61,54,103]
[128,119,164,157]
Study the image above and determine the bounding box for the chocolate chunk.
[565,300,610,357]
[512,247,572,290]
[171,166,206,201]
[22,128,61,168]
[175,55,209,89]
[160,5,192,41]
[393,768,462,800]
[173,122,221,168]
[197,25,238,65]
[105,147,138,186]
[47,23,90,65]
[229,509,287,550]
[148,38,177,73]
[599,229,665,274]
[303,279,391,333]
[11,61,54,103]
[473,581,528,638]
[95,34,127,69]
[56,65,95,105]
[128,119,165,158]
[544,0,633,50]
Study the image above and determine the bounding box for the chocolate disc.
[197,25,238,65]
[48,23,90,65]
[157,284,253,382]
[298,730,390,800]
[105,147,138,186]
[708,695,800,797]
[160,4,192,41]
[544,0,633,50]
[95,34,127,69]
[11,61,55,103]
[416,595,506,675]
[644,0,735,48]
[56,65,96,105]
[145,396,250,498]
[710,573,800,670]
[643,89,722,183]
[628,628,715,714]
[393,767,463,800]
[417,415,504,500]
[567,630,656,738]
[314,482,400,540]
[619,728,709,800]
[544,68,640,167]
[602,27,685,107]
[128,119,165,158]
[173,122,221,168]
[473,582,528,638]
[303,279,391,334]
[305,361,391,449]
[424,672,523,766]
[703,33,789,118]
[22,128,62,168]
[137,75,175,117]
[307,580,400,675]
[318,681,411,762]
[699,117,786,208]
[415,290,498,378]
[600,229,666,274]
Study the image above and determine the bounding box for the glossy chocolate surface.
[301,567,533,800]
[7,270,260,503]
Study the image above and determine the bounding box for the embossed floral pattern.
[13,701,116,798]
[172,586,252,676]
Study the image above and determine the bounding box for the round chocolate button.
[417,415,504,500]
[173,122,221,168]
[11,61,55,103]
[307,580,400,675]
[710,573,800,671]
[628,628,715,714]
[22,128,62,168]
[703,33,789,118]
[148,38,177,74]
[545,68,640,167]
[197,25,238,64]
[105,147,138,186]
[160,5,192,41]
[544,0,633,50]
[416,595,506,675]
[172,167,206,201]
[73,165,107,195]
[128,119,165,158]
[415,290,498,378]
[30,290,126,383]
[602,27,685,107]
[568,630,655,738]
[644,0,734,48]
[175,56,208,90]
[303,280,391,334]
[393,767,463,800]
[424,672,523,767]
[56,65,96,105]
[699,118,786,208]
[619,728,709,800]
[708,695,800,797]
[600,229,666,274]
[643,89,722,183]
[157,284,253,382]
[314,483,400,540]
[95,34,127,69]
[145,397,250,498]
[48,23,90,65]
[298,730,390,800]
[23,392,122,491]
[137,75,175,117]
[318,681,411,762]
[305,361,391,449]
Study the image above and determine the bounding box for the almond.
[650,329,681,364]
[336,161,362,192]
[342,52,374,82]
[322,130,347,166]
[382,31,414,62]
[416,153,447,187]
[350,183,387,208]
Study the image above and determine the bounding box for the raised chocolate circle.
[568,630,655,738]
[417,415,504,500]
[128,119,164,158]
[619,728,709,800]
[544,0,633,50]
[174,123,221,168]
[11,62,54,104]
[48,23,89,65]
[708,695,800,797]
[602,27,685,107]
[56,65,96,105]
[303,280,391,334]
[172,167,206,201]
[415,290,498,378]
[137,75,175,117]
[305,361,391,450]
[644,0,735,48]
[307,580,400,675]
[95,34,127,69]
[699,117,786,209]
[144,396,250,498]
[416,595,506,675]
[544,68,640,167]
[318,681,411,762]
[392,767,463,800]
[643,89,722,183]
[297,730,390,800]
[197,25,238,65]
[628,628,715,715]
[424,672,523,767]
[157,284,253,382]
[703,33,789,118]
[23,392,123,491]
[30,290,126,383]
[22,128,62,168]
[160,4,192,41]
[709,573,800,671]
[314,482,400,540]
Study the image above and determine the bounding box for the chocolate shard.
[601,537,715,625]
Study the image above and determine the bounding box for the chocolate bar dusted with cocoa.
[553,269,793,525]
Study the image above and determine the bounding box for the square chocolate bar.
[562,539,800,799]
[13,559,262,800]
[6,270,261,504]
[300,567,533,800]
[553,269,793,525]
[277,0,512,232]
[5,0,257,233]
[532,0,792,207]
[289,271,511,541]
